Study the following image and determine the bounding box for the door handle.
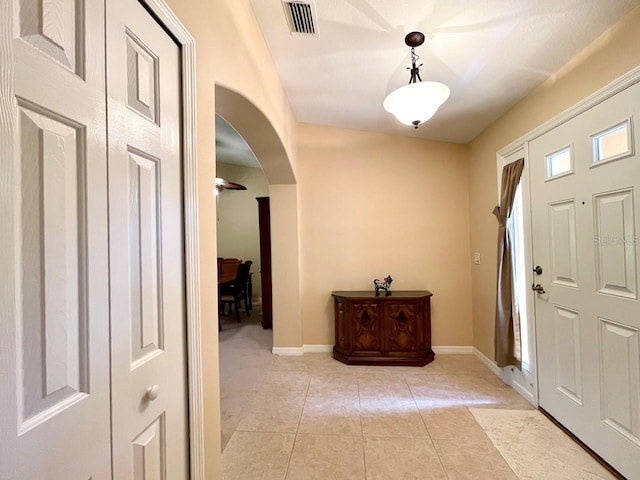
[146,385,160,401]
[532,283,546,294]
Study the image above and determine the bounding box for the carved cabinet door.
[384,302,422,357]
[349,302,384,356]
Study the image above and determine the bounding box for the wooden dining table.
[218,258,240,286]
[218,269,237,287]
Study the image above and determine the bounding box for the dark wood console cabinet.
[332,291,434,366]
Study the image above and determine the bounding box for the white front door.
[106,0,189,478]
[0,1,112,479]
[531,82,640,479]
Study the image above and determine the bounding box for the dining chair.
[218,258,241,331]
[220,260,252,322]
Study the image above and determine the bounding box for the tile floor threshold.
[537,407,626,480]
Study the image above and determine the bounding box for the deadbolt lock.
[533,265,543,275]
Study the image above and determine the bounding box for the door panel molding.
[593,188,638,299]
[17,101,90,432]
[553,305,583,406]
[599,317,640,447]
[128,149,164,369]
[132,414,167,480]
[17,0,85,77]
[548,199,579,288]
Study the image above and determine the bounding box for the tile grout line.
[234,428,363,436]
[282,432,298,480]
[467,408,522,479]
[357,373,365,438]
[357,374,367,480]
[406,377,451,480]
[234,428,461,439]
[283,373,312,479]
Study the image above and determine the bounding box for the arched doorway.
[215,84,302,349]
[215,85,303,448]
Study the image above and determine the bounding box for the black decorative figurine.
[374,275,393,296]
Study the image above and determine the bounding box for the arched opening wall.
[161,0,304,475]
[216,85,303,350]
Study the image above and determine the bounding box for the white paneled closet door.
[1,0,189,478]
[106,0,189,478]
[0,1,112,479]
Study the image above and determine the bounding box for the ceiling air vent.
[283,1,318,36]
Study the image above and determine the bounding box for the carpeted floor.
[219,304,275,449]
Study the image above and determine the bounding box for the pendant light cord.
[408,47,423,84]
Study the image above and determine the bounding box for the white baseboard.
[432,346,474,355]
[273,345,475,356]
[271,347,304,356]
[511,378,536,405]
[473,348,538,403]
[271,345,333,355]
[472,347,504,379]
[273,345,475,355]
[303,344,333,353]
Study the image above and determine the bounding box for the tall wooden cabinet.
[332,291,434,366]
[257,197,272,329]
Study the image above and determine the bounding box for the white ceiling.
[216,115,261,168]
[248,0,639,144]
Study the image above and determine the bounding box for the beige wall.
[271,184,304,347]
[163,0,299,477]
[298,123,473,347]
[468,6,640,359]
[216,163,269,299]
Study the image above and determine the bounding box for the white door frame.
[495,64,640,407]
[128,1,204,478]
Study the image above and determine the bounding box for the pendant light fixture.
[383,32,450,129]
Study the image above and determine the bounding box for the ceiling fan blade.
[215,177,247,191]
[224,182,247,191]
[343,0,396,33]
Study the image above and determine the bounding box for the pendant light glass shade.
[383,81,450,127]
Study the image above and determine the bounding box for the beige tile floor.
[219,317,613,480]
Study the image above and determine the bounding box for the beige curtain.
[493,158,525,368]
